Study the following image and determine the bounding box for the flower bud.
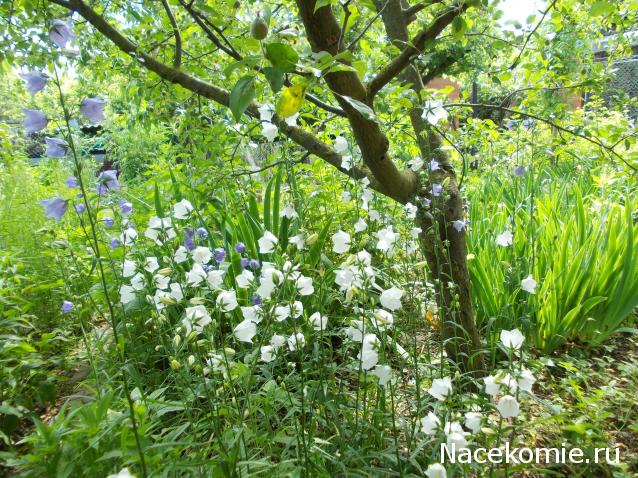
[306,233,319,245]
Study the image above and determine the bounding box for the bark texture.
[375,0,485,375]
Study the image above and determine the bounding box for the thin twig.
[337,0,353,52]
[161,0,182,68]
[347,0,388,50]
[508,0,557,70]
[443,102,637,171]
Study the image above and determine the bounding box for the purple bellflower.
[19,71,48,95]
[62,300,74,313]
[45,137,68,158]
[96,170,120,195]
[22,109,48,133]
[39,197,69,221]
[50,19,75,48]
[80,97,106,122]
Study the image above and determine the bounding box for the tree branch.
[403,0,443,24]
[47,0,377,189]
[347,0,388,50]
[367,1,470,97]
[176,0,346,117]
[296,0,418,203]
[160,0,182,68]
[508,0,556,70]
[445,103,638,171]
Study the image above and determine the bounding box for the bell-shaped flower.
[119,284,136,304]
[65,176,79,188]
[107,467,136,478]
[261,345,276,362]
[207,269,225,289]
[334,136,348,154]
[359,334,379,370]
[96,170,121,195]
[186,263,207,286]
[380,286,403,311]
[404,202,418,219]
[422,99,448,125]
[142,257,158,273]
[428,376,453,401]
[20,71,48,95]
[236,269,254,288]
[281,204,297,219]
[22,109,47,133]
[483,375,500,396]
[309,311,328,331]
[496,230,513,247]
[371,364,392,386]
[120,226,138,245]
[261,122,278,142]
[500,328,525,351]
[452,220,466,232]
[288,332,305,351]
[192,246,212,264]
[50,19,75,48]
[521,274,537,294]
[375,226,398,253]
[425,464,447,478]
[332,230,351,254]
[173,199,193,219]
[497,395,520,418]
[144,216,176,245]
[464,412,482,434]
[39,197,69,221]
[80,97,106,122]
[122,259,136,278]
[420,412,440,435]
[258,230,278,253]
[173,246,188,264]
[213,247,226,264]
[45,137,68,157]
[445,421,469,450]
[371,309,394,330]
[120,199,133,215]
[258,104,274,122]
[234,319,257,343]
[517,369,536,393]
[295,275,314,296]
[241,305,262,323]
[289,234,305,249]
[354,218,367,232]
[410,156,424,172]
[217,289,238,312]
[184,305,212,333]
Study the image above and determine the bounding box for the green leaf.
[154,182,163,217]
[339,95,379,122]
[265,43,299,73]
[229,76,255,121]
[590,0,613,16]
[169,169,181,200]
[264,66,285,93]
[452,16,467,40]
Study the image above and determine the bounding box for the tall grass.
[467,166,638,353]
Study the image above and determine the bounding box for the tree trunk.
[376,0,485,376]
